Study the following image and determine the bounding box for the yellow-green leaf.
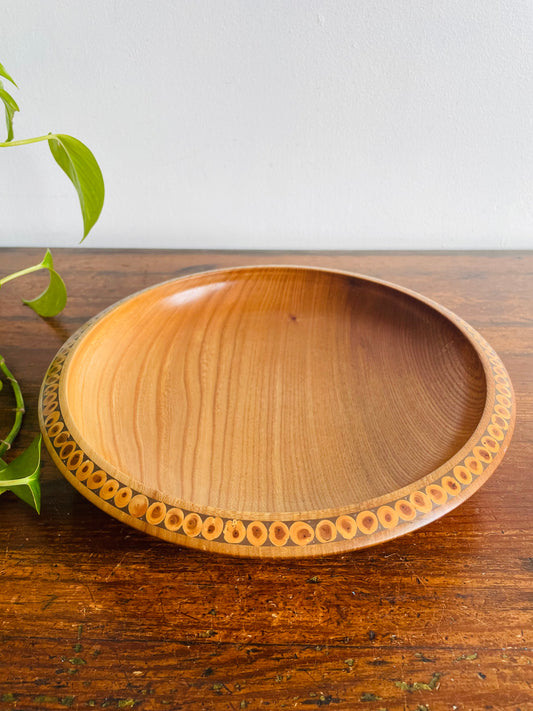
[22,249,67,317]
[0,80,19,142]
[0,249,67,317]
[40,247,54,270]
[0,436,42,513]
[48,134,104,240]
[0,62,17,86]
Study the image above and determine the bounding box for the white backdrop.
[1,0,532,250]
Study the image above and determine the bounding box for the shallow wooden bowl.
[39,266,515,557]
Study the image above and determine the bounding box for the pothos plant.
[0,60,104,512]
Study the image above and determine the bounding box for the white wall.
[1,0,532,250]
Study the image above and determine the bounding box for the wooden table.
[0,249,531,711]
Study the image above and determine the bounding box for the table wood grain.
[0,249,531,711]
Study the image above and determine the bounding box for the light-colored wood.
[39,265,515,556]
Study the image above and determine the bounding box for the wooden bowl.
[39,266,515,557]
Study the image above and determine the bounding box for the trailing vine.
[0,59,104,511]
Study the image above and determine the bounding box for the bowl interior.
[64,267,487,516]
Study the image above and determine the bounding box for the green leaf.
[0,61,17,86]
[23,268,67,317]
[22,249,67,317]
[0,436,42,513]
[0,80,19,142]
[48,134,104,240]
[40,247,54,270]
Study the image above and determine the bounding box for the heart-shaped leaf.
[22,249,67,317]
[48,134,104,240]
[0,436,42,513]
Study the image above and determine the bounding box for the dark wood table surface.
[0,249,531,711]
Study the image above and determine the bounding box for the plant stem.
[0,355,25,458]
[0,134,53,148]
[0,475,32,487]
[0,262,45,287]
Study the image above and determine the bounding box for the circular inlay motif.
[269,521,290,547]
[356,511,379,534]
[377,505,399,529]
[224,520,246,544]
[336,515,357,539]
[164,508,184,531]
[247,521,268,546]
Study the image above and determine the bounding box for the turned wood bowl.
[39,266,515,557]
